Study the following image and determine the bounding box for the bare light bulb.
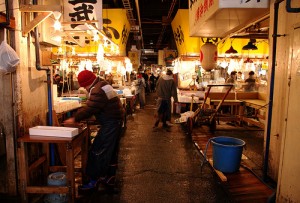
[94,34,99,42]
[54,20,61,31]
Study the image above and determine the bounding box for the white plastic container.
[29,126,79,138]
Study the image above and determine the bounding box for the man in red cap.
[64,70,124,193]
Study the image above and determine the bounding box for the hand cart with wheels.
[186,84,234,134]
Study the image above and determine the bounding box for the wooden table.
[239,99,268,128]
[17,127,88,203]
[210,99,244,117]
[241,99,267,110]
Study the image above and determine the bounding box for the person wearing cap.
[64,70,124,193]
[154,69,178,131]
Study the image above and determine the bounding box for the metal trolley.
[186,84,234,134]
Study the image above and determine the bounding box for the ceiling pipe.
[135,0,144,50]
[156,0,177,49]
[32,0,55,166]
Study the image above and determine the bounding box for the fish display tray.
[29,126,79,138]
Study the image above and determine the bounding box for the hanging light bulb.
[58,47,63,54]
[104,40,108,47]
[93,34,99,42]
[110,44,115,52]
[116,48,120,55]
[54,20,61,31]
[92,30,99,42]
[97,43,104,62]
[71,47,75,55]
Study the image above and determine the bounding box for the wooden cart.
[186,84,234,134]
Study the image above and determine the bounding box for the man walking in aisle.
[154,69,178,131]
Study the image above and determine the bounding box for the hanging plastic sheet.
[0,28,20,73]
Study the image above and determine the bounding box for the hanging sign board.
[189,0,269,38]
[63,0,103,31]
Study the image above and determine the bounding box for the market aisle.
[77,93,231,203]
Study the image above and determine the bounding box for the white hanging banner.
[63,0,103,31]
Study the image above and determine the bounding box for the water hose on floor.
[200,138,213,173]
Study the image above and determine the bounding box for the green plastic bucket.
[211,136,246,173]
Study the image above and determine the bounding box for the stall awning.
[189,0,270,38]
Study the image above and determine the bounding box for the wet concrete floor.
[0,93,266,203]
[77,93,233,203]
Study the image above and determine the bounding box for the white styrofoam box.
[180,91,205,98]
[29,126,79,138]
[178,95,200,103]
[53,100,82,114]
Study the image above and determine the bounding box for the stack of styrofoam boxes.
[53,98,82,114]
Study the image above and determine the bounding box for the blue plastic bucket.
[44,172,68,203]
[211,136,245,173]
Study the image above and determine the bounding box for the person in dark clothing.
[226,71,237,84]
[149,73,157,92]
[223,71,237,92]
[136,73,146,109]
[244,71,257,92]
[105,73,115,85]
[153,69,178,131]
[64,70,124,193]
[53,74,63,96]
[142,69,150,94]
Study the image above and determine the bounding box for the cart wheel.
[209,118,217,133]
[187,117,194,135]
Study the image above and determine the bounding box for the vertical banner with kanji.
[63,0,103,31]
[171,9,202,56]
[102,9,130,56]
